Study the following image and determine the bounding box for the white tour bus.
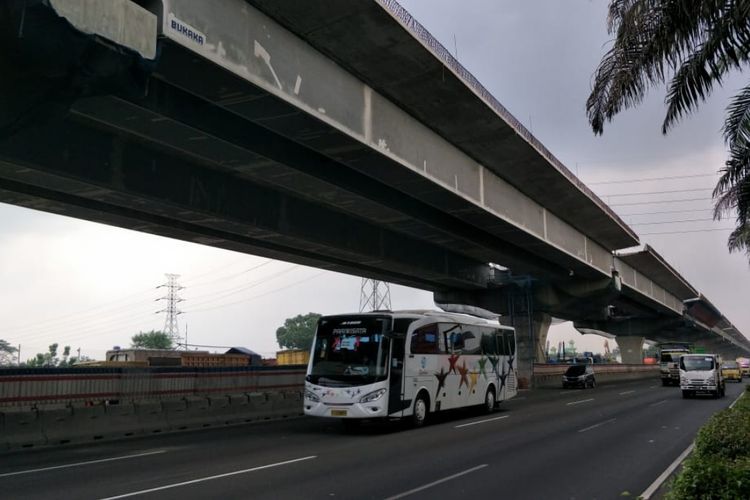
[304,310,518,426]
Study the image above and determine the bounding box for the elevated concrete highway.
[0,0,747,376]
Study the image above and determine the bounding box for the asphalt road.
[2,378,746,500]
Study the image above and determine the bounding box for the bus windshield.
[308,316,391,386]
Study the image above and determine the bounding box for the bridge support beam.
[500,312,551,389]
[616,336,645,365]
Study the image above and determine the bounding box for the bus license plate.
[331,409,347,417]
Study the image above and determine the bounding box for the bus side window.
[480,327,498,355]
[461,329,481,355]
[443,323,463,353]
[505,330,516,355]
[411,324,441,354]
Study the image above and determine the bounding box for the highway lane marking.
[566,398,594,406]
[98,455,317,500]
[384,464,488,500]
[649,400,668,407]
[577,418,616,433]
[649,385,657,389]
[729,390,746,408]
[0,450,168,478]
[640,443,694,499]
[619,390,636,395]
[454,415,509,428]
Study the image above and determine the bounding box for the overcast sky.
[1,0,748,361]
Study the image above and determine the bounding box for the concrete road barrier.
[135,400,168,434]
[1,408,44,449]
[1,390,304,450]
[39,407,75,446]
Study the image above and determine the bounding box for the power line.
[189,271,326,314]
[630,218,716,226]
[598,187,712,198]
[587,172,717,185]
[619,208,714,217]
[640,227,734,235]
[610,197,713,207]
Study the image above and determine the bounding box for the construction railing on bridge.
[0,366,306,408]
[533,363,659,388]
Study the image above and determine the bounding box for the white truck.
[679,353,725,399]
[659,343,691,386]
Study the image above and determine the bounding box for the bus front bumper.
[304,400,388,419]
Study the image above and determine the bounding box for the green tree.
[26,343,80,367]
[131,330,173,349]
[587,1,750,258]
[0,339,17,365]
[276,313,322,350]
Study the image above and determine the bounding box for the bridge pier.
[500,311,551,389]
[616,336,645,364]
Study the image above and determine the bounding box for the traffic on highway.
[2,378,745,500]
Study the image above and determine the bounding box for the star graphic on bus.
[477,356,488,378]
[435,367,448,397]
[448,353,460,374]
[488,355,499,374]
[457,361,469,389]
[469,370,479,391]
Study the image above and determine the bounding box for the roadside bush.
[666,393,750,499]
[667,456,750,499]
[693,407,750,460]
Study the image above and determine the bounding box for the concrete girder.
[435,275,621,322]
[0,116,491,291]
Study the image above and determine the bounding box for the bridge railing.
[533,363,659,388]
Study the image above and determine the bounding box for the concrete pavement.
[1,378,744,499]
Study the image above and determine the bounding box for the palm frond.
[723,83,750,148]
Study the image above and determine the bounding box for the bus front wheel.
[484,387,496,413]
[411,392,429,427]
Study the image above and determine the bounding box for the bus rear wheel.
[411,392,429,427]
[484,388,496,413]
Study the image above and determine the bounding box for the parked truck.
[679,353,725,399]
[658,343,692,386]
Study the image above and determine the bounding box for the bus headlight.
[305,390,320,403]
[359,388,386,403]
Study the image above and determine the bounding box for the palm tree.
[587,0,750,258]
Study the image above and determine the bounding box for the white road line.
[649,385,657,389]
[578,418,616,433]
[454,415,509,429]
[649,400,667,407]
[640,443,694,499]
[619,390,636,395]
[98,455,316,500]
[729,390,746,408]
[566,398,594,406]
[384,464,488,500]
[0,450,167,478]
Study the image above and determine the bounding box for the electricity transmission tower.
[156,273,184,347]
[359,278,392,312]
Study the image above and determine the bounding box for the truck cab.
[679,354,725,399]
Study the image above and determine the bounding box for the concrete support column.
[502,312,551,388]
[616,336,645,364]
